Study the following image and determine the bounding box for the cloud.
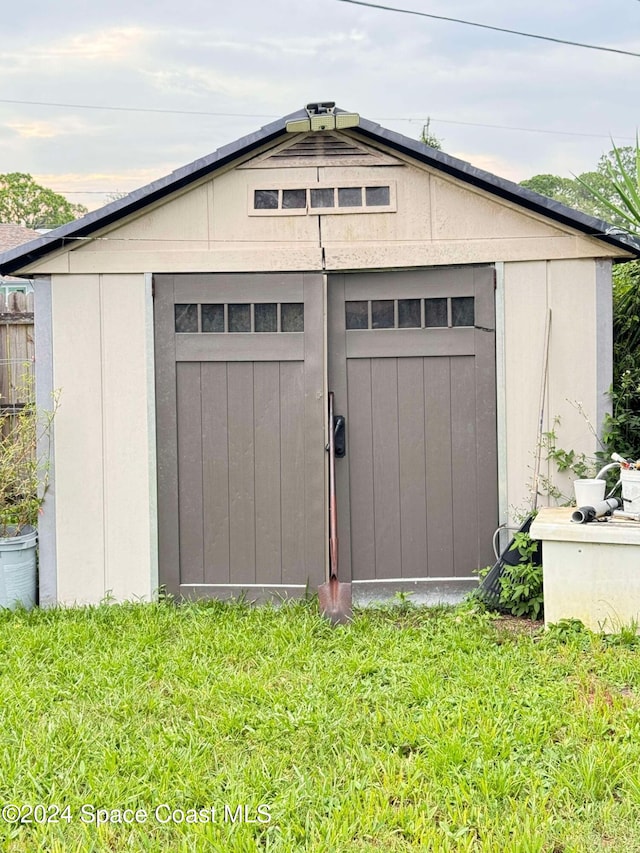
[6,117,103,140]
[142,67,298,103]
[0,27,151,71]
[33,167,180,212]
[0,0,636,195]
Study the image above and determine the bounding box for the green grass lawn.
[1,599,640,852]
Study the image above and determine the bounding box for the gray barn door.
[328,266,498,589]
[154,273,325,599]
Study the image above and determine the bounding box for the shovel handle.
[328,392,339,580]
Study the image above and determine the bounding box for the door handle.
[334,415,346,458]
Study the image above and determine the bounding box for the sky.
[1,0,638,212]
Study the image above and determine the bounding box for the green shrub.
[497,531,543,620]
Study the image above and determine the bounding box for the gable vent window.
[250,183,396,216]
[338,187,362,207]
[282,189,306,209]
[365,186,390,206]
[310,188,334,209]
[254,189,279,210]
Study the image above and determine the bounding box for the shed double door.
[154,273,325,599]
[328,266,498,584]
[155,267,497,599]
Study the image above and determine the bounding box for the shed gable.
[18,131,627,276]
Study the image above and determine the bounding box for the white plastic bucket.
[0,527,37,610]
[621,469,640,512]
[574,478,606,507]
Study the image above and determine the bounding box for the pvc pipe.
[595,462,620,479]
[571,498,621,524]
[613,509,640,521]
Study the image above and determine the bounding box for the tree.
[578,139,640,456]
[420,118,443,151]
[576,140,640,234]
[0,173,88,229]
[519,173,596,214]
[519,144,638,230]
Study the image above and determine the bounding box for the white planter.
[0,526,37,610]
[573,478,605,506]
[621,468,640,513]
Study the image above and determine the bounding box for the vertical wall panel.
[547,259,599,502]
[503,261,548,519]
[302,273,327,588]
[34,279,57,606]
[328,274,353,581]
[473,266,499,567]
[254,362,282,584]
[52,275,106,604]
[450,356,479,574]
[54,273,155,605]
[346,359,375,580]
[154,275,181,596]
[424,357,454,576]
[176,363,205,583]
[201,362,230,583]
[398,357,428,577]
[280,362,305,583]
[371,358,402,578]
[227,362,256,582]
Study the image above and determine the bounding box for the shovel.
[318,392,352,625]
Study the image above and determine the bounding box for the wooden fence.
[0,291,35,412]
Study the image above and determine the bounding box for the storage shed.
[1,103,639,607]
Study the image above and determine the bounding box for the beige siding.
[52,273,154,604]
[79,185,210,253]
[20,140,628,278]
[503,259,602,521]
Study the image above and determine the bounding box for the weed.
[496,532,544,620]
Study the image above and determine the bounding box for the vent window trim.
[249,181,397,216]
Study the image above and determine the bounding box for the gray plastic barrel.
[0,527,37,610]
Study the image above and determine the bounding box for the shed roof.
[1,106,639,274]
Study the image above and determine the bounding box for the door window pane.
[281,303,304,332]
[282,189,306,209]
[254,189,279,209]
[228,304,251,332]
[425,298,448,328]
[371,299,394,329]
[175,303,198,333]
[255,303,277,332]
[451,297,475,327]
[365,186,390,206]
[201,303,225,332]
[345,301,368,330]
[398,299,421,328]
[338,187,362,207]
[310,188,334,208]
